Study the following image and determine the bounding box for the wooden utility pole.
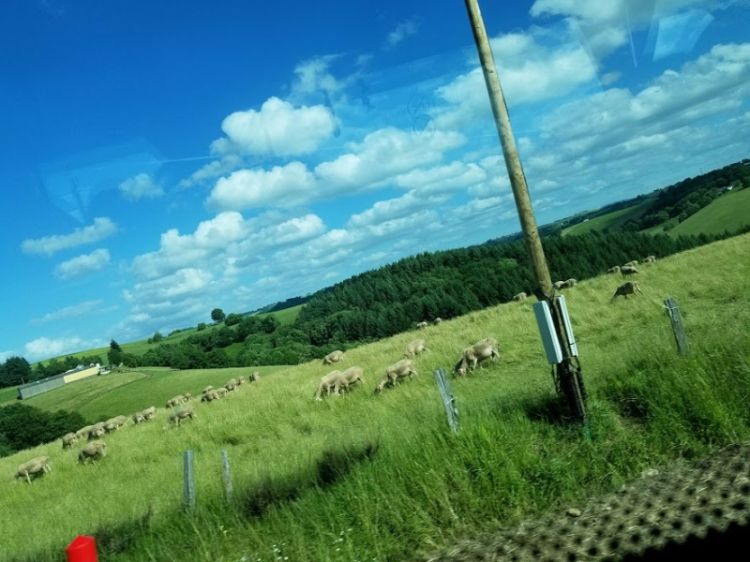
[463,0,587,420]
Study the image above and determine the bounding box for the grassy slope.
[24,366,287,422]
[561,200,651,236]
[668,187,750,237]
[41,305,302,367]
[1,234,749,562]
[0,386,17,406]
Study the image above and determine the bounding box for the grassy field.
[42,305,304,368]
[0,386,18,406]
[1,234,749,562]
[258,303,304,325]
[24,365,288,422]
[561,200,652,236]
[667,187,750,237]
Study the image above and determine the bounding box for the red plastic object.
[65,535,98,562]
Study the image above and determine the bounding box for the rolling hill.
[1,233,748,562]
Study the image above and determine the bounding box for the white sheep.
[78,441,107,463]
[453,337,501,377]
[403,338,427,358]
[15,456,51,483]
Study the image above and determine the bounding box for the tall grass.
[0,234,748,562]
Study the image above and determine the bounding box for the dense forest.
[117,229,727,369]
[0,403,85,457]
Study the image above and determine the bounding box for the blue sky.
[1,0,749,362]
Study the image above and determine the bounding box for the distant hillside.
[664,186,750,237]
[560,159,750,236]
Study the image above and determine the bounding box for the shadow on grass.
[241,441,379,518]
[523,393,583,426]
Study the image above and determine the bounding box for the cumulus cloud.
[392,161,487,195]
[430,32,598,129]
[119,173,164,201]
[315,127,466,189]
[347,191,448,228]
[55,249,111,279]
[24,336,105,361]
[212,97,336,157]
[32,300,104,324]
[386,19,419,47]
[21,217,117,257]
[207,162,316,211]
[539,42,750,160]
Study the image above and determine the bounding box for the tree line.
[115,229,723,369]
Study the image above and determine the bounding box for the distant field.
[23,365,288,421]
[668,187,750,237]
[0,386,17,405]
[257,303,303,325]
[562,200,651,236]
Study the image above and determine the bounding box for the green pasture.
[667,187,750,237]
[562,200,651,236]
[1,234,749,562]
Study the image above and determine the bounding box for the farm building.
[17,364,104,400]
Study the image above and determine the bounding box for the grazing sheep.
[62,432,78,449]
[202,385,215,394]
[404,338,427,358]
[607,266,621,274]
[564,278,577,288]
[165,395,186,408]
[237,376,246,386]
[104,415,128,433]
[225,378,238,392]
[433,317,443,325]
[375,359,418,393]
[624,260,639,267]
[15,456,51,483]
[215,387,228,398]
[643,255,656,264]
[323,350,345,365]
[335,366,365,395]
[141,406,156,421]
[453,337,501,377]
[168,408,195,426]
[611,281,643,301]
[314,370,343,401]
[621,265,639,276]
[132,412,146,425]
[87,423,106,441]
[415,321,429,329]
[249,371,260,382]
[513,292,527,302]
[201,389,220,402]
[553,280,566,290]
[75,425,94,440]
[182,392,193,401]
[78,441,107,464]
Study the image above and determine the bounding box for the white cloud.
[133,212,249,279]
[539,42,750,159]
[291,55,344,98]
[387,19,419,47]
[261,214,326,245]
[347,191,448,228]
[207,162,316,211]
[21,217,117,257]
[178,155,243,189]
[125,268,213,303]
[55,249,111,279]
[315,127,466,189]
[392,161,487,195]
[119,173,164,201]
[32,300,104,324]
[24,336,105,361]
[213,97,336,157]
[430,32,598,129]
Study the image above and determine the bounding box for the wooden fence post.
[221,449,233,502]
[183,450,196,512]
[434,368,459,433]
[664,297,689,355]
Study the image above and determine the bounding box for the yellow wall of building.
[63,366,99,384]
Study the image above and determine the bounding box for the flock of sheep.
[12,254,658,482]
[12,373,262,483]
[314,335,501,400]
